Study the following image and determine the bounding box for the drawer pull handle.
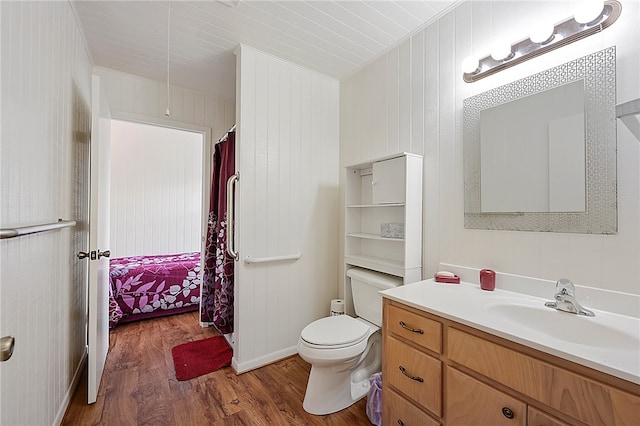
[397,420,405,426]
[399,321,424,334]
[399,365,424,382]
[502,407,515,419]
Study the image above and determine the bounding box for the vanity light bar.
[462,0,621,83]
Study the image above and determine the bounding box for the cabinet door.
[446,367,526,426]
[372,157,405,204]
[448,328,640,426]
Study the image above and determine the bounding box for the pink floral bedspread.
[108,252,201,328]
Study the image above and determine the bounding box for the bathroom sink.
[383,280,640,383]
[484,300,640,352]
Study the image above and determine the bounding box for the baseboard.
[232,346,298,374]
[53,347,87,426]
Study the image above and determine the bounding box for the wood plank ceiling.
[73,0,461,99]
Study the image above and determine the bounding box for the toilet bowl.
[298,268,401,415]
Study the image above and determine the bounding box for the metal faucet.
[544,279,595,317]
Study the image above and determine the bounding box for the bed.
[108,252,201,329]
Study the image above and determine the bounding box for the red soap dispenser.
[480,269,496,291]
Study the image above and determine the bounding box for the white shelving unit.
[344,153,423,298]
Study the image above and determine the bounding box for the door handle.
[78,250,109,260]
[226,173,239,260]
[1,336,15,362]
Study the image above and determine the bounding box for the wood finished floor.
[62,311,372,425]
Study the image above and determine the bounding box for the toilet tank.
[347,268,402,327]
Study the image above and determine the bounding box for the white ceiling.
[73,0,461,100]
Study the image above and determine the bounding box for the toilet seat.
[300,315,369,349]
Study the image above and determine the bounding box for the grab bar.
[243,253,302,264]
[616,98,640,118]
[0,219,76,239]
[226,173,239,260]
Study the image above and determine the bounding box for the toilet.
[297,267,402,415]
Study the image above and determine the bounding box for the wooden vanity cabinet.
[382,299,640,426]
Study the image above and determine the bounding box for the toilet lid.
[300,315,369,347]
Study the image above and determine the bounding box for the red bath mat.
[171,336,233,381]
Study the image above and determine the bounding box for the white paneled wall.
[110,120,203,258]
[340,1,640,295]
[93,66,235,141]
[0,2,92,425]
[234,45,339,372]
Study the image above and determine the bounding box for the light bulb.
[490,43,513,61]
[575,0,605,24]
[461,56,480,74]
[530,23,555,44]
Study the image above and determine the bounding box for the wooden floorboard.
[62,311,373,425]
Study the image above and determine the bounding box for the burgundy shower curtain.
[200,131,235,334]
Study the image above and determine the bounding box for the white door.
[87,75,111,404]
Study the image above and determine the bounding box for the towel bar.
[243,253,301,264]
[0,219,76,239]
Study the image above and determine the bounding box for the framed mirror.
[463,46,617,234]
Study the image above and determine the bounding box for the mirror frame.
[463,46,617,234]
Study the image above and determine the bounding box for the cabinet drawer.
[385,335,442,416]
[448,327,640,426]
[528,406,571,426]
[386,303,442,354]
[446,367,526,426]
[383,387,440,426]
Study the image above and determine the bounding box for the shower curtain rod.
[217,124,236,143]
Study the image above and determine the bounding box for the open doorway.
[107,119,205,328]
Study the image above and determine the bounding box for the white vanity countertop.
[381,279,640,385]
